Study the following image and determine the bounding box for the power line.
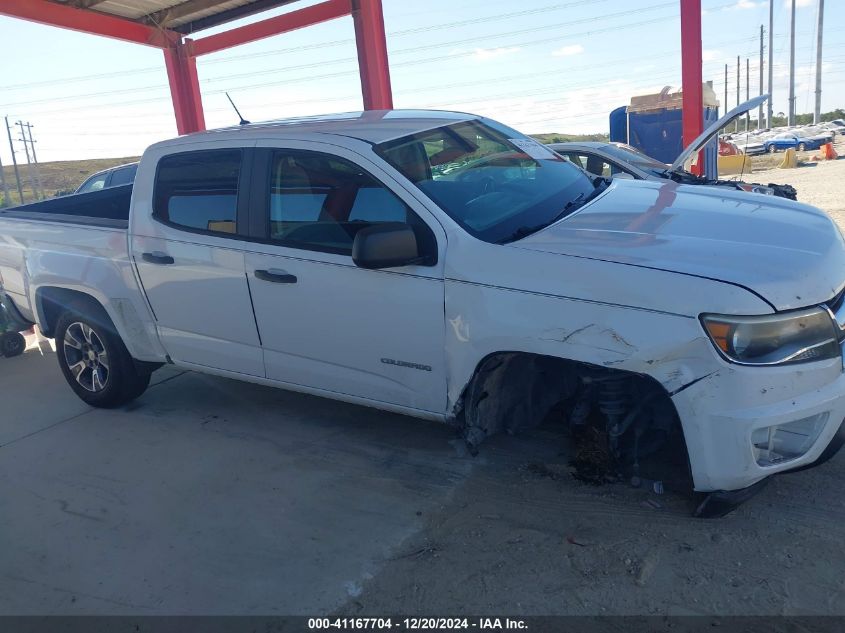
[1,2,684,109]
[4,0,751,104]
[0,0,642,93]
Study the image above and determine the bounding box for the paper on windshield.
[509,138,558,160]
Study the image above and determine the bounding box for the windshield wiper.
[496,224,548,244]
[497,179,609,244]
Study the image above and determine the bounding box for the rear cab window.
[153,150,242,235]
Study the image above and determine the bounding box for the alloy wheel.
[63,322,110,392]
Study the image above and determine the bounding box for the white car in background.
[554,96,797,200]
[75,162,138,194]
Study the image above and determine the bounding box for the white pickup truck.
[2,110,844,516]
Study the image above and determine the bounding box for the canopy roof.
[49,0,300,34]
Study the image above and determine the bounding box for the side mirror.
[352,223,421,270]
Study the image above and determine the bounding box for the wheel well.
[456,351,691,486]
[37,287,113,338]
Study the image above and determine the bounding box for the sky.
[0,0,841,164]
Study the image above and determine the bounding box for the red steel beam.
[189,0,352,57]
[680,0,704,176]
[0,0,177,48]
[164,40,206,134]
[351,0,393,110]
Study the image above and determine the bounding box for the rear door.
[243,140,448,413]
[131,143,264,376]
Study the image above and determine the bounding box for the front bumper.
[786,415,845,472]
[691,419,845,517]
[672,356,845,492]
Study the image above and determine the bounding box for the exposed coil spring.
[597,373,631,427]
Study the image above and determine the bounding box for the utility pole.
[16,121,37,200]
[736,56,741,132]
[768,0,774,127]
[746,58,751,131]
[23,123,44,199]
[4,116,23,204]
[724,63,728,120]
[788,0,796,125]
[759,25,765,128]
[814,0,825,123]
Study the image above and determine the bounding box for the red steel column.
[164,39,206,135]
[680,0,704,175]
[351,0,393,110]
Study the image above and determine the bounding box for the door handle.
[142,251,175,265]
[255,269,297,284]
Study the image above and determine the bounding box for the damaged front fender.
[445,279,723,417]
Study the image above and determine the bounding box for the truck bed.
[0,190,159,360]
[0,184,132,229]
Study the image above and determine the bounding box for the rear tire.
[798,143,807,151]
[768,144,777,153]
[1,331,26,358]
[55,307,150,408]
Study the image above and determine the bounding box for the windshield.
[374,119,596,244]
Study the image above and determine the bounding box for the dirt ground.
[3,144,845,618]
[338,438,845,616]
[745,136,845,224]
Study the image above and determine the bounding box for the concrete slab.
[0,346,472,615]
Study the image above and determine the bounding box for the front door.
[244,143,447,413]
[132,144,264,376]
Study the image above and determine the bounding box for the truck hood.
[671,93,769,172]
[515,179,845,311]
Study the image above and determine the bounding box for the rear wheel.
[1,331,26,358]
[55,308,150,408]
[768,144,777,153]
[798,143,807,151]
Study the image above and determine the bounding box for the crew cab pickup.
[2,110,844,516]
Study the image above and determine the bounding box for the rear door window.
[110,164,137,187]
[153,150,242,235]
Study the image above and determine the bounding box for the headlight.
[701,307,841,366]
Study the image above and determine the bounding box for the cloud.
[702,49,721,62]
[784,0,814,7]
[552,44,585,57]
[732,0,761,8]
[435,78,644,136]
[466,46,521,61]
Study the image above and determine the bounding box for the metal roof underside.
[51,0,302,34]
